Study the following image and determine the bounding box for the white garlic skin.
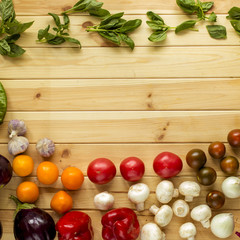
[94,192,114,210]
[210,213,234,238]
[8,119,27,138]
[36,138,55,157]
[8,136,29,156]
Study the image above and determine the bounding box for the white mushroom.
[172,199,189,218]
[179,222,197,240]
[128,183,150,211]
[94,191,114,210]
[190,204,212,228]
[141,223,166,240]
[156,180,179,204]
[149,205,173,227]
[179,181,201,202]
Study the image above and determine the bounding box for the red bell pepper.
[55,211,94,240]
[101,208,140,240]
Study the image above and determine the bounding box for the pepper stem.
[9,195,36,218]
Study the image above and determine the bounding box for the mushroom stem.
[173,189,179,198]
[185,195,193,202]
[149,205,159,215]
[201,219,210,229]
[136,202,144,212]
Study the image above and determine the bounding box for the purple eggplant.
[10,195,56,240]
[0,221,2,239]
[0,154,12,189]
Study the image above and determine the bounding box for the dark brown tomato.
[220,156,239,175]
[208,141,226,159]
[228,129,240,148]
[206,190,225,209]
[197,167,217,186]
[186,149,207,170]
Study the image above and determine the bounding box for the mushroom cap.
[172,199,189,218]
[156,180,175,203]
[179,181,200,197]
[128,183,150,203]
[190,204,212,221]
[154,205,173,227]
[179,222,196,238]
[141,223,165,240]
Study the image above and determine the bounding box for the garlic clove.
[8,136,29,156]
[36,138,55,158]
[94,191,114,210]
[8,119,27,138]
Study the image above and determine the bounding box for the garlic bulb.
[8,119,27,138]
[36,138,55,157]
[94,191,114,210]
[221,176,240,199]
[8,136,29,156]
[210,213,234,238]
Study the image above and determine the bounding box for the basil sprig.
[37,13,81,46]
[227,7,240,36]
[0,82,7,125]
[86,12,142,49]
[0,0,33,57]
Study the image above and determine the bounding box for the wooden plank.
[3,78,240,111]
[1,209,239,240]
[15,15,240,48]
[0,111,240,143]
[0,143,238,177]
[1,47,240,79]
[13,0,240,15]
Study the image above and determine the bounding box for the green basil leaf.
[201,1,214,12]
[227,7,240,20]
[0,45,7,55]
[98,31,120,45]
[206,25,227,39]
[73,0,85,7]
[146,21,166,30]
[148,30,167,42]
[63,13,70,25]
[0,0,15,22]
[208,12,217,22]
[47,36,65,45]
[0,82,7,124]
[176,0,197,14]
[86,0,103,11]
[146,11,165,24]
[113,18,127,28]
[38,25,50,40]
[7,43,25,57]
[52,27,59,32]
[5,20,34,34]
[230,20,240,35]
[64,37,81,47]
[175,20,197,33]
[5,33,20,43]
[100,12,124,26]
[0,39,10,52]
[119,19,142,33]
[99,19,120,29]
[48,13,61,27]
[89,8,111,19]
[119,33,134,49]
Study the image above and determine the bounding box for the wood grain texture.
[1,47,240,79]
[3,78,240,111]
[13,0,240,15]
[14,15,240,48]
[0,111,240,143]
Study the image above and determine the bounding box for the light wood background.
[0,0,240,239]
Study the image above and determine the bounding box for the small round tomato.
[220,156,239,175]
[197,167,217,186]
[228,129,240,148]
[13,155,34,177]
[37,161,59,185]
[16,181,39,203]
[153,152,183,179]
[186,149,207,170]
[206,190,225,209]
[87,158,116,184]
[61,167,84,190]
[120,157,145,182]
[208,141,226,159]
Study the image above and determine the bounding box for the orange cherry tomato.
[61,166,84,190]
[12,155,34,177]
[37,161,59,185]
[50,190,73,214]
[16,181,39,203]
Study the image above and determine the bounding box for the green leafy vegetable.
[86,12,142,49]
[0,0,33,57]
[0,81,7,125]
[37,13,81,47]
[62,0,110,19]
[175,20,197,33]
[230,20,240,35]
[227,7,240,36]
[206,25,227,39]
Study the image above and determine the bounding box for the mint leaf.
[5,20,34,34]
[175,20,197,33]
[206,25,227,39]
[0,39,10,52]
[0,0,15,22]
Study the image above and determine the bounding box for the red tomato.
[120,157,145,182]
[153,152,183,178]
[87,158,116,184]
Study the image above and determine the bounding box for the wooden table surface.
[1,0,240,239]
